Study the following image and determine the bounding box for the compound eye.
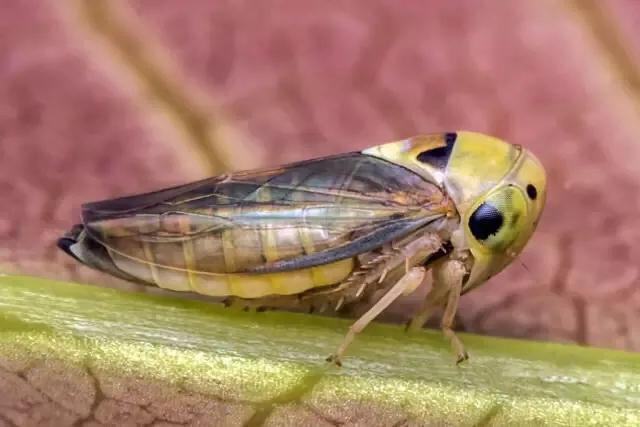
[469,203,503,241]
[468,186,527,252]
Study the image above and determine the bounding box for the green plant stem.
[0,274,638,426]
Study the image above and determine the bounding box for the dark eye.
[469,203,503,240]
[526,184,537,200]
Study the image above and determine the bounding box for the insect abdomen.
[107,244,354,298]
[100,216,355,298]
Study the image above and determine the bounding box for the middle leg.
[407,259,469,363]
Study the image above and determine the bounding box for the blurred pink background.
[2,0,640,351]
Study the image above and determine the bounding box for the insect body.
[59,131,546,365]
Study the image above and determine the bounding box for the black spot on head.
[444,132,457,145]
[416,132,457,169]
[469,203,503,240]
[526,184,538,200]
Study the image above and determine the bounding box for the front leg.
[438,260,468,364]
[408,259,469,364]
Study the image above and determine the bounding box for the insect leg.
[405,266,449,332]
[437,260,469,363]
[406,259,468,363]
[326,266,426,366]
[439,260,468,363]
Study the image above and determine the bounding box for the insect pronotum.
[59,131,546,365]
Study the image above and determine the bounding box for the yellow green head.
[363,131,547,293]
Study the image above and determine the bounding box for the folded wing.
[81,153,446,276]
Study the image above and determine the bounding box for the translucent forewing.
[82,153,448,292]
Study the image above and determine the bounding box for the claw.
[456,351,469,365]
[326,354,342,367]
[405,320,418,332]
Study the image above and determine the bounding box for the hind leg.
[326,266,426,366]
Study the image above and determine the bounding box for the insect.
[59,131,546,365]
